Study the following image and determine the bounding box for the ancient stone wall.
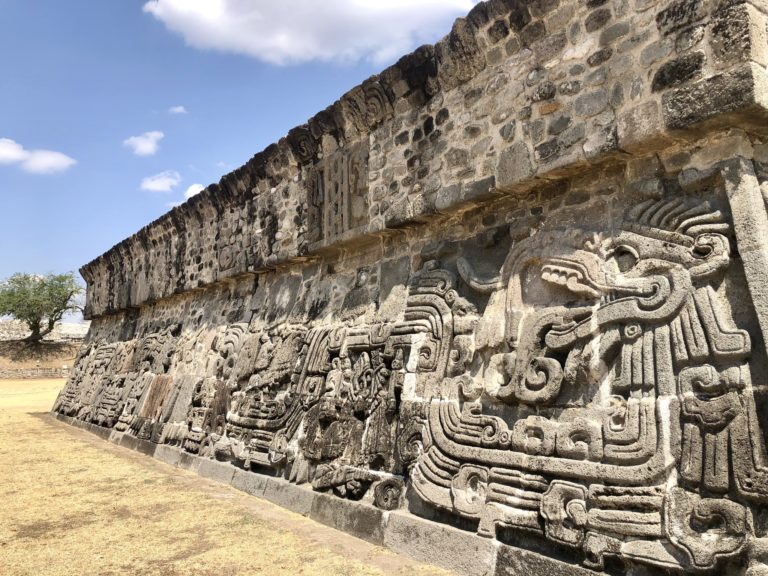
[56,0,768,574]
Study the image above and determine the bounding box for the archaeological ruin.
[53,0,768,573]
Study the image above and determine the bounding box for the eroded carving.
[54,196,768,573]
[413,198,767,572]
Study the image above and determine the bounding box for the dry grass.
[0,379,450,576]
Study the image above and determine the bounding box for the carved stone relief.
[54,193,768,574]
[310,141,369,242]
[411,197,767,572]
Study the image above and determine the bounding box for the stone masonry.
[55,0,768,573]
[0,320,89,343]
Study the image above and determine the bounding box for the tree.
[0,272,84,342]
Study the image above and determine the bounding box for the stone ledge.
[118,434,156,457]
[662,63,768,135]
[153,444,182,468]
[262,476,316,517]
[198,458,236,485]
[495,545,600,576]
[230,467,269,497]
[384,511,498,576]
[310,492,386,545]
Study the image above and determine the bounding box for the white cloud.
[141,170,182,192]
[142,0,475,65]
[0,139,29,164]
[184,183,204,199]
[123,131,165,156]
[169,105,188,114]
[167,201,183,208]
[22,150,78,174]
[0,138,76,174]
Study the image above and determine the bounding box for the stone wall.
[56,0,768,574]
[0,320,90,343]
[1,367,70,380]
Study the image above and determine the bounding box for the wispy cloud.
[168,105,188,115]
[184,183,204,199]
[123,131,164,156]
[0,138,76,174]
[141,170,181,192]
[142,0,475,65]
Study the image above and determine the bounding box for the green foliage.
[0,272,84,341]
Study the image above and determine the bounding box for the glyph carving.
[410,197,767,572]
[54,196,768,573]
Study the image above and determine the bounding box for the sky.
[0,0,475,284]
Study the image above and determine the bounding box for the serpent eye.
[607,245,638,273]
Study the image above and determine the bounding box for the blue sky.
[0,0,473,282]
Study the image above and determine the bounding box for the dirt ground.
[0,379,451,576]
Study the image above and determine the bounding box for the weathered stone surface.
[651,51,704,92]
[262,477,316,517]
[618,100,673,153]
[662,64,760,130]
[310,493,385,544]
[198,458,235,485]
[384,512,498,576]
[55,1,768,575]
[495,545,598,576]
[585,8,611,33]
[656,0,706,36]
[574,88,608,117]
[153,444,182,468]
[496,142,534,189]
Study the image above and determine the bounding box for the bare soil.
[0,379,451,576]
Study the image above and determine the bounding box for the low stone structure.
[0,320,90,343]
[0,321,88,379]
[2,367,70,380]
[55,0,768,573]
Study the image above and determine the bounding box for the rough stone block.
[656,0,706,36]
[496,142,535,190]
[118,434,139,451]
[384,512,497,576]
[585,8,611,33]
[262,477,316,517]
[617,100,674,154]
[461,176,497,204]
[198,458,236,485]
[177,452,202,474]
[574,89,608,118]
[153,444,182,468]
[230,468,269,497]
[650,51,704,92]
[310,492,386,545]
[662,64,765,131]
[89,424,112,441]
[495,544,601,576]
